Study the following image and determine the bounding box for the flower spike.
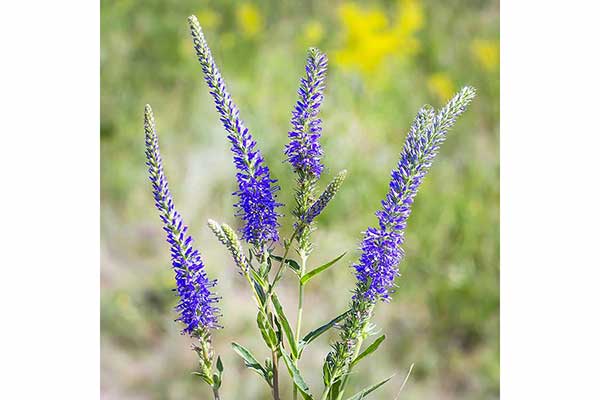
[188,15,281,250]
[285,47,329,253]
[285,47,328,179]
[324,87,476,387]
[144,104,220,334]
[356,87,476,301]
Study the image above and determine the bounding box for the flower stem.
[292,251,308,400]
[295,251,308,341]
[334,335,364,400]
[212,386,221,400]
[272,349,280,400]
[320,385,331,400]
[269,228,300,295]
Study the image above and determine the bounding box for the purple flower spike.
[285,48,328,178]
[144,105,220,334]
[354,87,476,302]
[188,16,281,249]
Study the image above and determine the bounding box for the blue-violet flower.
[188,16,281,249]
[354,86,476,302]
[144,104,220,334]
[285,47,328,178]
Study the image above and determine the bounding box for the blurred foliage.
[101,0,499,399]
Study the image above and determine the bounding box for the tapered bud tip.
[221,224,239,241]
[144,104,153,115]
[338,169,347,179]
[187,15,202,32]
[207,219,220,229]
[462,86,477,98]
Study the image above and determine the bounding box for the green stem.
[295,252,308,341]
[320,385,331,400]
[272,348,280,400]
[268,227,300,297]
[212,386,221,400]
[334,335,364,400]
[292,252,308,400]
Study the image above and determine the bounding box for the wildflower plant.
[144,15,475,400]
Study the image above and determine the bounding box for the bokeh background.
[101,0,499,399]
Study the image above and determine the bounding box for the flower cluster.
[285,48,327,179]
[188,15,280,249]
[303,169,347,224]
[324,87,476,386]
[355,87,475,302]
[144,16,477,400]
[144,105,220,334]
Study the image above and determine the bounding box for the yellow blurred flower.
[393,0,424,55]
[471,39,499,71]
[196,9,221,30]
[303,20,325,44]
[236,3,264,38]
[428,73,455,102]
[334,0,425,77]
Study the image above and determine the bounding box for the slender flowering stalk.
[144,104,220,334]
[323,87,476,395]
[357,87,475,301]
[145,105,223,398]
[208,219,249,275]
[285,47,327,179]
[188,16,281,250]
[303,170,347,225]
[286,48,328,254]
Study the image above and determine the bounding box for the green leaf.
[191,371,212,386]
[214,355,223,388]
[279,346,313,399]
[270,254,301,273]
[351,335,386,368]
[216,355,223,373]
[250,269,267,306]
[300,252,347,285]
[299,310,349,354]
[345,375,394,400]
[259,260,271,277]
[257,311,278,348]
[271,293,299,359]
[323,361,332,387]
[250,269,268,289]
[330,379,342,400]
[212,372,221,389]
[231,342,270,385]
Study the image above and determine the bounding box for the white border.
[501,0,600,398]
[0,1,99,398]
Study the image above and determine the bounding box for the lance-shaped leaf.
[256,311,278,348]
[299,310,349,354]
[212,355,224,389]
[272,293,299,359]
[300,251,347,285]
[345,375,394,400]
[231,342,271,386]
[270,254,301,274]
[280,345,314,399]
[303,169,347,224]
[351,334,386,368]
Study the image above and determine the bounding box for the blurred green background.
[101,0,499,399]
